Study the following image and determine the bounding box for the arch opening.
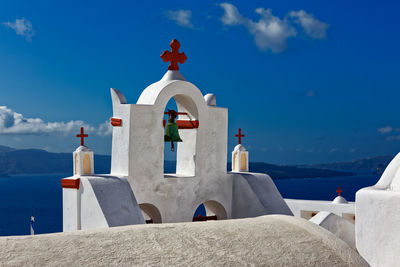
[240,153,247,170]
[163,94,199,177]
[83,154,90,175]
[193,200,227,222]
[139,203,162,224]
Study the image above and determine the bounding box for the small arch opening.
[139,203,162,224]
[193,200,227,221]
[83,154,91,175]
[240,153,247,170]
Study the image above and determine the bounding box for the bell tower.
[232,128,249,172]
[73,127,94,176]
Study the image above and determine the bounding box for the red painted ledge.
[110,118,122,127]
[61,178,80,190]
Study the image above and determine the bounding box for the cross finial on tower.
[235,128,245,145]
[160,39,187,71]
[76,127,88,146]
[336,187,343,196]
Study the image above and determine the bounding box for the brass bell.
[164,110,182,151]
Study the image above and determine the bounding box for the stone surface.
[0,215,367,267]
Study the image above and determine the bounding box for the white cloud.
[220,3,296,52]
[164,9,194,28]
[378,126,393,134]
[219,4,329,52]
[219,3,243,25]
[289,10,329,39]
[2,18,34,41]
[0,106,112,136]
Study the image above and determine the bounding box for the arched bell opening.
[163,98,178,174]
[192,200,227,222]
[139,203,162,224]
[162,94,199,177]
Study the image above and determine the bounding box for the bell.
[164,110,182,151]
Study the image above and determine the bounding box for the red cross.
[336,187,343,196]
[160,39,187,71]
[76,127,88,146]
[235,128,245,144]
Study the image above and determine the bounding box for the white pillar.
[73,146,94,176]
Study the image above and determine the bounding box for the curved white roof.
[74,146,92,153]
[0,215,368,266]
[234,144,247,151]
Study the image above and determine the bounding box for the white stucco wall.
[63,176,145,232]
[356,153,400,267]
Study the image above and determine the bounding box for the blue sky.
[0,0,399,164]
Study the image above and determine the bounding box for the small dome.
[161,70,186,81]
[75,146,92,153]
[234,144,247,152]
[204,93,216,106]
[332,196,348,204]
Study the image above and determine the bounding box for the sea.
[0,173,380,236]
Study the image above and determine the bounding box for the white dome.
[234,144,247,151]
[332,196,348,204]
[161,70,186,81]
[74,146,92,153]
[204,93,216,106]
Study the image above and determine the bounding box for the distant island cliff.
[0,145,391,179]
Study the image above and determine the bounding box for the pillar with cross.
[232,128,249,172]
[73,127,94,176]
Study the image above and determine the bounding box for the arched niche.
[162,93,199,177]
[240,154,247,170]
[193,200,227,221]
[83,154,91,175]
[139,203,162,224]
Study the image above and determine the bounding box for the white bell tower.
[73,127,94,176]
[231,128,249,172]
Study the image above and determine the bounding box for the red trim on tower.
[176,120,199,129]
[163,120,199,129]
[111,118,122,127]
[61,178,80,189]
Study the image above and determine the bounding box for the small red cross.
[76,127,88,146]
[235,128,245,144]
[336,187,343,196]
[160,39,187,71]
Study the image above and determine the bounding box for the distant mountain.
[308,155,394,175]
[0,147,110,176]
[1,146,389,179]
[247,162,353,179]
[0,145,15,152]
